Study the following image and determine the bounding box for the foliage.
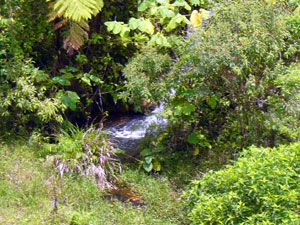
[163,0,300,154]
[0,5,64,134]
[43,126,120,189]
[119,0,300,173]
[0,58,65,134]
[119,47,173,111]
[47,0,104,52]
[183,142,300,224]
[105,0,212,48]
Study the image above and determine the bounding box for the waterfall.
[105,104,168,154]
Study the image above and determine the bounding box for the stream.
[105,104,167,156]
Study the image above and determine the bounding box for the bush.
[0,58,65,134]
[119,47,173,111]
[183,142,300,224]
[0,17,64,134]
[164,0,300,153]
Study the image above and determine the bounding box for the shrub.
[183,142,300,224]
[0,17,64,134]
[164,0,300,153]
[0,58,65,134]
[119,47,173,111]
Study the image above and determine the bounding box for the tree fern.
[53,0,104,22]
[64,20,89,53]
[47,0,104,53]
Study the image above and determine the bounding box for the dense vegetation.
[1,0,300,224]
[184,143,300,224]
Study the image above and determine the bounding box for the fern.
[48,0,104,53]
[53,0,104,22]
[64,20,89,53]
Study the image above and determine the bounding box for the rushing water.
[105,105,167,154]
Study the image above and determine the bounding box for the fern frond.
[47,1,64,22]
[53,0,104,22]
[48,0,104,53]
[54,18,68,30]
[64,20,89,53]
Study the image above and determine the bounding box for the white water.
[106,104,168,152]
[110,105,167,139]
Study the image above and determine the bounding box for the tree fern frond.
[64,20,89,54]
[47,1,64,22]
[54,18,68,30]
[47,0,104,53]
[53,0,104,22]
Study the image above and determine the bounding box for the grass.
[0,141,186,225]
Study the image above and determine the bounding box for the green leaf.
[53,0,104,22]
[145,156,153,164]
[157,0,168,4]
[152,159,162,171]
[81,74,91,86]
[206,96,217,109]
[105,21,116,32]
[148,33,159,46]
[153,145,164,153]
[159,6,175,18]
[120,26,131,37]
[188,0,200,5]
[173,0,191,10]
[183,102,195,115]
[143,20,155,34]
[165,14,190,32]
[61,91,80,111]
[53,76,71,86]
[143,163,153,172]
[89,75,100,83]
[143,162,153,172]
[138,1,151,11]
[113,23,122,34]
[148,33,171,47]
[187,132,201,144]
[171,98,185,107]
[129,18,140,30]
[141,148,152,157]
[68,67,78,72]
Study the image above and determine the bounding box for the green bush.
[119,47,173,111]
[0,58,65,134]
[183,142,300,224]
[164,0,300,153]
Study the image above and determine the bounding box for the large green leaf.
[206,96,217,109]
[182,102,195,115]
[129,18,140,30]
[53,76,71,86]
[61,91,80,111]
[143,162,153,172]
[173,0,191,10]
[152,159,162,171]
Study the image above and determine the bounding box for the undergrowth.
[0,142,186,225]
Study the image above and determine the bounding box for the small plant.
[45,126,121,189]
